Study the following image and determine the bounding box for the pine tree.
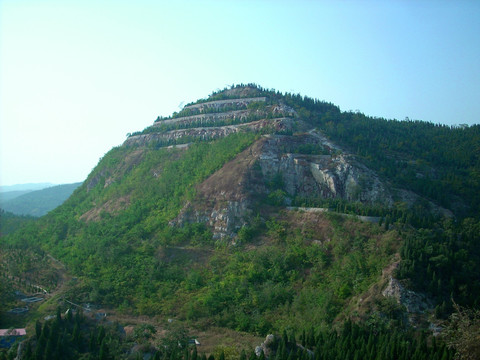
[89,331,96,352]
[44,337,54,360]
[56,306,62,324]
[73,323,80,347]
[66,308,72,324]
[439,348,449,360]
[307,327,315,347]
[282,330,289,347]
[35,320,42,339]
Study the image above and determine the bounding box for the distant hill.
[0,190,33,202]
[0,182,82,216]
[0,183,54,202]
[0,182,54,193]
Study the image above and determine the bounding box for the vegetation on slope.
[4,133,257,309]
[0,210,34,236]
[2,313,454,360]
[0,183,82,217]
[2,84,480,359]
[183,84,480,217]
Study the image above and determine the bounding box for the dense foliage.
[0,309,127,360]
[262,321,453,360]
[0,210,34,236]
[396,218,480,317]
[4,133,257,312]
[1,316,453,360]
[2,84,480,359]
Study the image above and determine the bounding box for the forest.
[1,84,479,359]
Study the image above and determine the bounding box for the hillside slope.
[0,182,82,217]
[2,84,479,359]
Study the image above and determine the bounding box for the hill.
[0,183,54,202]
[0,183,54,193]
[0,182,82,217]
[1,84,479,359]
[0,210,34,236]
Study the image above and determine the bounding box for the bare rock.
[382,276,431,314]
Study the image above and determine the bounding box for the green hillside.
[1,85,479,359]
[0,183,82,217]
[0,190,34,202]
[0,210,34,236]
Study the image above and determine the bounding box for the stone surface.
[382,276,431,314]
[126,96,452,238]
[257,132,394,205]
[123,118,294,148]
[183,97,266,112]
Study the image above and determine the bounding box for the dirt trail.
[43,253,71,298]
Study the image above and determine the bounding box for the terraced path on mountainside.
[154,110,250,126]
[183,96,266,111]
[124,118,295,147]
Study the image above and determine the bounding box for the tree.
[99,338,109,360]
[56,306,62,324]
[35,320,42,339]
[443,302,480,360]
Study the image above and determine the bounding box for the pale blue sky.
[1,0,479,186]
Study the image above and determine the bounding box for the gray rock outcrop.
[257,132,394,205]
[124,118,294,148]
[184,97,266,112]
[382,276,431,314]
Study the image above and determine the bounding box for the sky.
[1,0,479,186]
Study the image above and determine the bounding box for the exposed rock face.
[255,334,276,358]
[383,276,431,314]
[124,95,451,238]
[124,125,243,147]
[257,132,394,205]
[183,97,266,112]
[174,200,251,239]
[154,104,296,129]
[255,334,314,359]
[86,169,107,192]
[154,110,250,127]
[80,196,130,222]
[123,118,294,148]
[173,131,398,238]
[172,138,264,238]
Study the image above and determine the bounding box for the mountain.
[0,183,54,193]
[0,190,35,202]
[0,182,82,217]
[0,183,54,202]
[2,84,479,359]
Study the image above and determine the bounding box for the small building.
[188,339,201,346]
[0,329,27,348]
